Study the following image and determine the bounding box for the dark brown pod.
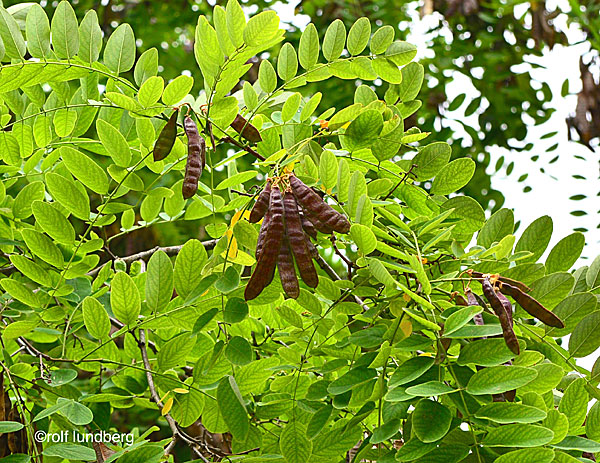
[299,210,318,239]
[249,181,272,223]
[465,288,484,326]
[153,110,178,161]
[182,115,205,199]
[303,208,334,235]
[245,185,284,301]
[499,282,564,328]
[283,191,318,288]
[289,175,350,234]
[305,237,319,259]
[231,114,262,143]
[482,279,520,355]
[255,210,271,262]
[497,292,513,326]
[277,237,299,299]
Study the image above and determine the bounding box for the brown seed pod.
[245,185,284,301]
[277,237,299,299]
[255,210,271,262]
[182,115,205,199]
[482,279,520,355]
[153,110,178,161]
[303,208,335,235]
[499,282,564,328]
[465,288,485,326]
[299,210,318,239]
[497,292,513,326]
[305,237,319,259]
[249,181,272,223]
[231,114,262,143]
[283,191,318,288]
[289,175,350,234]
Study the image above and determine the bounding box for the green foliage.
[0,2,598,463]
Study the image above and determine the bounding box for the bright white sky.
[270,0,599,370]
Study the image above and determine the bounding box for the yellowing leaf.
[162,397,174,415]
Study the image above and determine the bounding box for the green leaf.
[57,398,93,425]
[174,239,208,299]
[569,311,600,357]
[46,173,90,220]
[328,367,377,395]
[78,10,102,64]
[443,305,483,335]
[110,271,141,325]
[21,229,64,268]
[51,1,79,59]
[413,142,452,181]
[96,119,131,167]
[104,23,135,74]
[347,170,367,217]
[300,92,322,122]
[322,19,346,61]
[587,255,600,289]
[355,194,373,227]
[145,250,174,312]
[553,436,600,452]
[60,146,109,195]
[558,378,588,432]
[344,109,383,150]
[282,92,301,122]
[158,333,195,371]
[299,23,319,69]
[277,43,298,81]
[370,25,395,54]
[32,201,75,245]
[244,11,279,47]
[371,418,400,444]
[280,421,313,463]
[483,423,554,447]
[0,279,40,307]
[243,81,258,111]
[53,108,78,137]
[171,389,205,427]
[543,409,569,444]
[217,375,249,439]
[586,401,600,442]
[347,17,371,55]
[494,448,554,463]
[225,336,253,365]
[412,399,452,443]
[138,76,164,108]
[398,62,424,102]
[82,296,110,340]
[371,57,403,84]
[134,47,159,86]
[478,208,514,248]
[389,356,435,387]
[405,381,456,396]
[385,41,418,66]
[475,403,547,424]
[224,297,249,324]
[431,158,475,195]
[0,6,26,59]
[216,171,257,190]
[547,292,597,337]
[467,366,538,395]
[0,421,24,433]
[441,196,485,236]
[9,255,53,287]
[226,0,246,49]
[350,224,377,254]
[43,443,96,461]
[162,75,194,106]
[545,232,585,273]
[517,363,564,394]
[515,215,553,262]
[259,59,277,93]
[13,181,45,219]
[25,4,51,60]
[318,150,338,191]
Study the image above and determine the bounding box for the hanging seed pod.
[277,237,299,299]
[499,282,564,328]
[255,211,272,262]
[249,181,272,223]
[465,288,485,326]
[153,110,178,161]
[482,279,520,355]
[289,175,350,234]
[182,115,205,199]
[303,208,335,235]
[299,210,318,239]
[245,185,284,301]
[231,114,262,143]
[497,292,513,326]
[283,191,319,288]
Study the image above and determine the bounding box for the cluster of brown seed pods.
[244,173,351,301]
[457,270,564,355]
[152,108,206,199]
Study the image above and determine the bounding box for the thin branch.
[315,255,369,311]
[87,240,217,277]
[222,135,265,161]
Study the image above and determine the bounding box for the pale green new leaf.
[51,1,79,59]
[25,4,52,60]
[82,296,110,340]
[145,250,174,312]
[104,23,136,74]
[78,10,102,64]
[110,271,141,325]
[322,19,346,61]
